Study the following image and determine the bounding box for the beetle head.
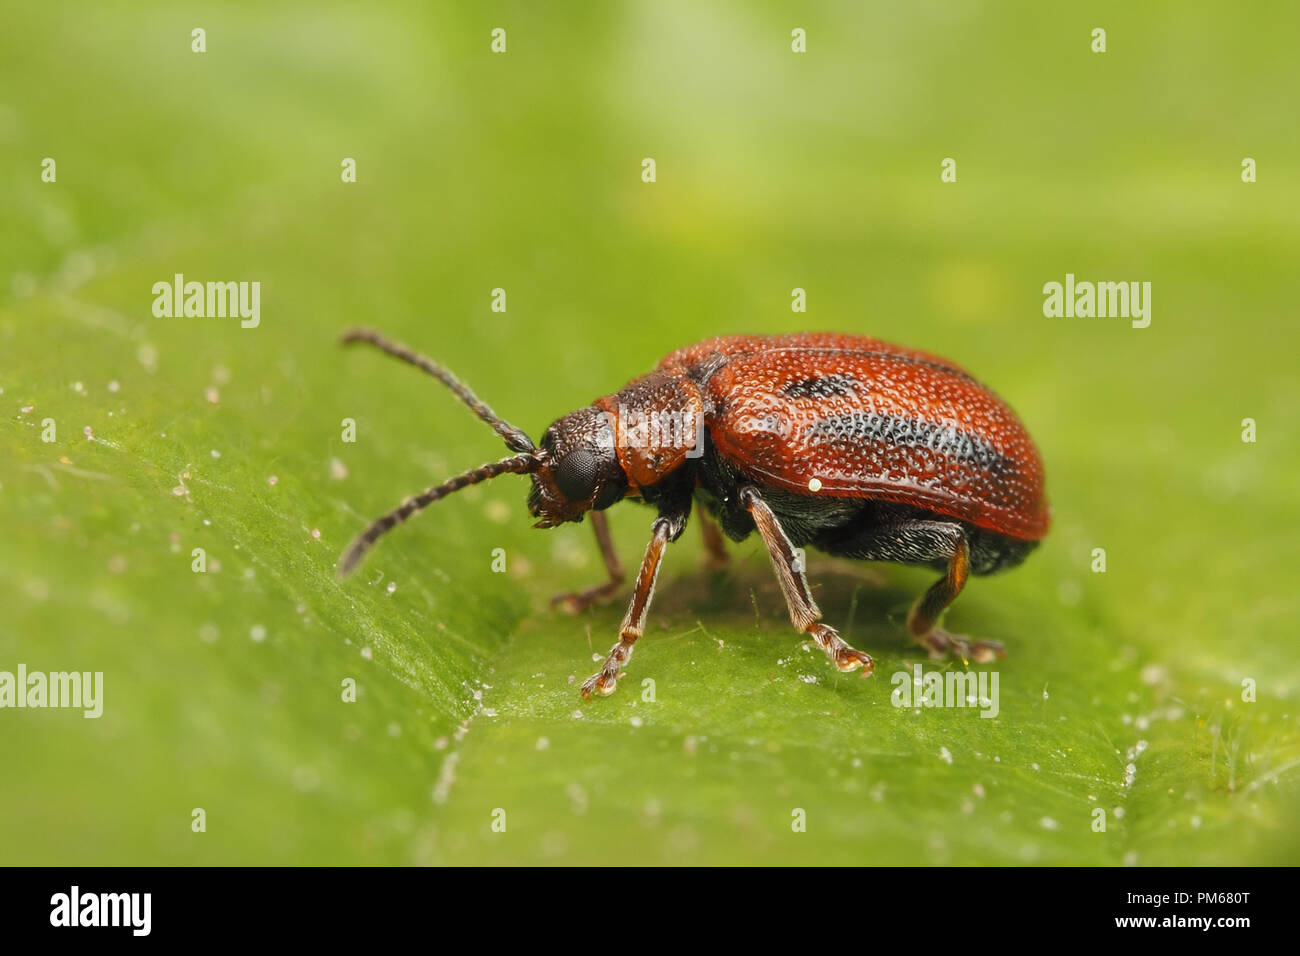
[528,407,628,527]
[336,328,631,576]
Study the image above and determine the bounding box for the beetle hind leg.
[906,534,1004,665]
[741,487,874,678]
[817,514,1005,664]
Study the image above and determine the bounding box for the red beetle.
[338,330,1049,698]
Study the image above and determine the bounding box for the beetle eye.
[554,448,598,501]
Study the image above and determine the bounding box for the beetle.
[337,329,1049,699]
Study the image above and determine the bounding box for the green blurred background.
[2,1,1297,865]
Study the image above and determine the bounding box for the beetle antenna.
[339,327,535,453]
[338,453,538,578]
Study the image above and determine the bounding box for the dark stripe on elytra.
[807,412,1013,476]
[782,373,859,399]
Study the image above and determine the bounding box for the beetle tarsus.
[917,629,1005,665]
[553,590,604,614]
[808,622,875,675]
[581,641,632,699]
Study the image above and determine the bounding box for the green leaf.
[2,1,1297,865]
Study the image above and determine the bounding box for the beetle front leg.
[580,512,684,699]
[740,487,874,677]
[552,511,625,613]
[907,533,1004,664]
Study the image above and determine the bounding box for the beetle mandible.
[337,329,1050,699]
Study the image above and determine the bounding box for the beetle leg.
[552,511,625,613]
[740,487,874,677]
[906,533,1005,664]
[580,512,683,699]
[697,507,730,570]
